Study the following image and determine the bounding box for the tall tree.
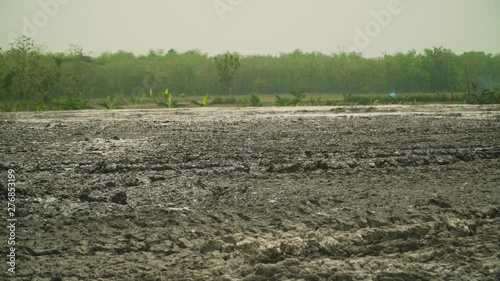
[215,52,241,95]
[0,48,8,99]
[6,36,57,101]
[60,45,95,98]
[422,47,462,92]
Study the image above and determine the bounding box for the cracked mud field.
[1,105,499,281]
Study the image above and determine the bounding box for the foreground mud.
[1,105,499,281]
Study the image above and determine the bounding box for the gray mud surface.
[1,105,500,281]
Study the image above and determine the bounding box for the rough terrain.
[1,105,499,281]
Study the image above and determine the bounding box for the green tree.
[59,45,95,98]
[0,48,8,99]
[215,52,241,95]
[6,36,57,101]
[383,50,429,93]
[422,47,461,92]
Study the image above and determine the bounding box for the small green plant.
[369,97,379,105]
[157,89,181,108]
[99,96,123,110]
[290,89,306,106]
[465,83,498,104]
[192,93,210,107]
[249,92,262,107]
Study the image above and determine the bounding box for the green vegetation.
[274,89,306,106]
[56,97,93,110]
[211,96,238,105]
[290,89,306,106]
[191,93,211,107]
[214,52,241,96]
[249,92,263,107]
[0,36,499,111]
[99,96,123,110]
[156,89,182,108]
[465,86,498,105]
[275,95,291,106]
[342,93,353,105]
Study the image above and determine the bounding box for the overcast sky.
[1,0,499,57]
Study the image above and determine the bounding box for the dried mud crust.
[0,105,499,281]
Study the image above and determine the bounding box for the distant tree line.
[1,36,499,103]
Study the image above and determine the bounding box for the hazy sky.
[1,0,499,57]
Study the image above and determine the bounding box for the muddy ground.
[1,105,499,281]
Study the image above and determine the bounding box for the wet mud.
[1,105,499,281]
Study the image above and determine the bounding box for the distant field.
[117,92,470,109]
[0,91,493,112]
